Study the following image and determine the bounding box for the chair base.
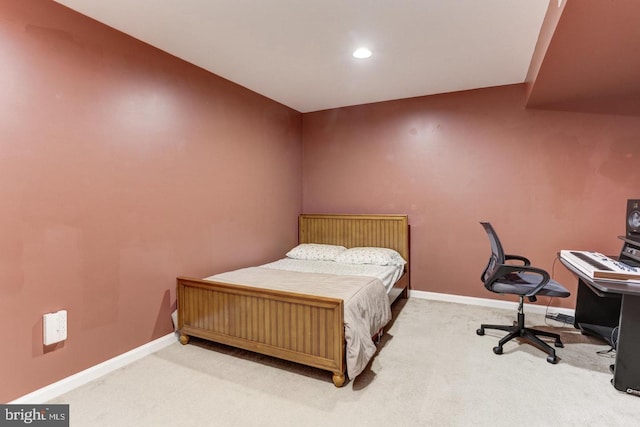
[477,306,564,364]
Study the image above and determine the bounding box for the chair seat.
[490,273,570,298]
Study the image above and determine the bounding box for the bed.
[176,214,410,387]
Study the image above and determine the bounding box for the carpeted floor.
[49,298,640,426]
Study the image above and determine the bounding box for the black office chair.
[476,222,571,364]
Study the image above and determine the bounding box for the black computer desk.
[560,258,640,396]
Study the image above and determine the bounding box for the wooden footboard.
[177,277,346,387]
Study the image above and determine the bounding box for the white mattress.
[259,258,404,294]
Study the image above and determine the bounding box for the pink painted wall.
[303,84,640,308]
[526,0,640,116]
[0,0,302,402]
[525,0,564,97]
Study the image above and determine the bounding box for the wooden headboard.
[298,214,410,268]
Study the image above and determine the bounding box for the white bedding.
[259,258,404,293]
[205,265,393,380]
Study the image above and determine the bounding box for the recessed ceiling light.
[352,47,372,59]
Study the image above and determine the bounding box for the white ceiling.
[53,0,551,113]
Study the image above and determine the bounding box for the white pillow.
[286,243,347,261]
[335,247,406,266]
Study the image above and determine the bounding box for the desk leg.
[612,294,640,395]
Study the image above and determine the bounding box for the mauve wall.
[0,0,302,402]
[302,84,640,307]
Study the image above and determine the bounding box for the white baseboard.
[11,333,177,404]
[11,291,573,403]
[409,289,576,317]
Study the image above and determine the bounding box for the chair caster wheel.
[554,341,564,348]
[476,328,485,336]
[547,355,558,364]
[493,346,503,355]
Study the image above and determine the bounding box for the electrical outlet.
[43,310,67,345]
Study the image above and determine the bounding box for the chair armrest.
[494,264,550,297]
[518,266,551,296]
[504,254,530,266]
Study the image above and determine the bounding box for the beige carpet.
[49,298,640,426]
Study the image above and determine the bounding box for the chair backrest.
[480,222,506,285]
